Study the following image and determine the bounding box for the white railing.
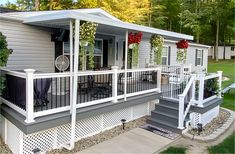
[0,66,161,123]
[178,75,195,129]
[195,71,222,107]
[177,71,222,129]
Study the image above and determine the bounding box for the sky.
[0,0,16,5]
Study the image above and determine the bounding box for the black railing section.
[126,71,158,94]
[117,72,124,95]
[1,74,26,110]
[77,74,112,104]
[203,77,219,99]
[34,77,70,112]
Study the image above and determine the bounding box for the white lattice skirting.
[190,105,220,128]
[0,101,155,154]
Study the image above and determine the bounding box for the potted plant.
[150,35,164,65]
[176,39,189,64]
[79,21,98,70]
[128,32,143,68]
[0,32,12,96]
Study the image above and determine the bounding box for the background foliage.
[2,0,235,60]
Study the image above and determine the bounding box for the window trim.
[195,49,203,66]
[161,46,169,65]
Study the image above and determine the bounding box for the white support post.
[124,30,128,101]
[198,74,205,107]
[217,71,223,98]
[191,74,196,102]
[24,69,35,123]
[157,68,161,92]
[178,95,185,129]
[69,19,80,150]
[69,20,74,114]
[111,66,118,103]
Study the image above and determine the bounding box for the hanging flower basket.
[128,32,143,67]
[79,21,98,70]
[150,35,164,65]
[176,39,188,63]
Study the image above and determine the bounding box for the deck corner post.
[217,71,223,98]
[157,67,161,92]
[178,95,185,129]
[111,66,118,103]
[24,69,35,123]
[198,74,205,107]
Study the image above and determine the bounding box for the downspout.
[124,30,128,101]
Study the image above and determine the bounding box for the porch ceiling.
[23,11,193,40]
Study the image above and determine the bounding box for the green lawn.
[208,60,235,111]
[160,147,186,154]
[207,59,235,88]
[208,132,235,154]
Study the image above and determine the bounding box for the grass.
[207,59,235,88]
[208,132,235,154]
[208,59,235,111]
[160,147,186,154]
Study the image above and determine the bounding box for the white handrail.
[178,75,195,129]
[179,76,195,97]
[0,68,26,78]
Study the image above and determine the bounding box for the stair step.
[155,104,179,116]
[151,111,178,126]
[147,117,183,134]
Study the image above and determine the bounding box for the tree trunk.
[50,0,53,10]
[215,19,219,61]
[35,0,40,11]
[196,32,199,43]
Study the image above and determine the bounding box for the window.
[231,46,234,51]
[196,49,203,66]
[162,47,168,65]
[63,40,70,55]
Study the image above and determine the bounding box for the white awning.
[23,10,193,40]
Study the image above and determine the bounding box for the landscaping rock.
[188,108,230,137]
[0,137,12,154]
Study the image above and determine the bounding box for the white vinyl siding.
[0,19,54,72]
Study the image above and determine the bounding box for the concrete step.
[147,117,183,134]
[151,110,178,126]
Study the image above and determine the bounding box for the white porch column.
[198,74,205,107]
[124,30,128,101]
[217,71,223,98]
[69,19,80,150]
[157,68,161,92]
[24,69,35,123]
[69,20,74,114]
[111,66,118,102]
[178,95,184,129]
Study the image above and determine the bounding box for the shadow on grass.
[208,132,235,154]
[160,147,186,154]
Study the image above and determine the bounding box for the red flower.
[176,39,189,49]
[128,32,143,45]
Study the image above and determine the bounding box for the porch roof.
[22,10,193,40]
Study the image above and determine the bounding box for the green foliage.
[160,147,186,154]
[80,21,97,43]
[176,49,187,63]
[0,32,12,96]
[150,35,164,65]
[222,89,235,111]
[131,43,139,67]
[208,132,235,154]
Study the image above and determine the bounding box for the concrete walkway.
[77,128,175,154]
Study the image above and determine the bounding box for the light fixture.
[121,119,126,130]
